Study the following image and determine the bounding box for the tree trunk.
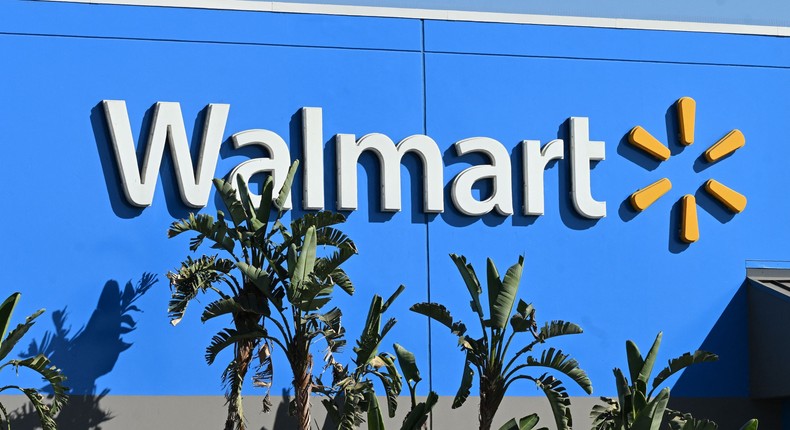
[478,374,505,430]
[225,313,257,430]
[293,346,314,430]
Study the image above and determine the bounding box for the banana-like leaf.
[212,177,247,227]
[291,226,317,291]
[510,300,534,333]
[499,413,540,430]
[252,342,273,390]
[317,226,356,250]
[370,367,400,418]
[499,418,520,430]
[400,391,438,430]
[274,160,299,211]
[205,327,268,365]
[490,256,524,329]
[638,332,662,393]
[168,213,236,253]
[382,352,403,401]
[410,302,467,336]
[254,175,275,224]
[319,307,343,326]
[200,293,271,323]
[450,254,484,319]
[235,176,264,232]
[7,387,57,430]
[314,247,357,281]
[366,391,386,430]
[201,298,243,323]
[394,343,422,384]
[288,211,349,245]
[235,262,277,302]
[452,354,474,409]
[740,419,758,430]
[625,340,644,392]
[531,374,572,430]
[329,268,355,296]
[522,348,593,394]
[613,368,633,420]
[652,350,718,389]
[0,293,20,348]
[355,295,384,365]
[0,401,9,430]
[631,387,669,430]
[667,409,718,430]
[339,388,365,430]
[3,355,68,416]
[322,398,342,427]
[486,258,504,328]
[167,255,234,325]
[382,285,405,313]
[354,288,399,367]
[590,397,620,430]
[0,309,44,362]
[538,320,583,340]
[0,356,68,430]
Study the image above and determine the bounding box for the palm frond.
[166,255,234,325]
[410,303,467,336]
[205,326,268,365]
[521,348,592,394]
[652,351,718,390]
[0,293,21,346]
[168,213,236,253]
[532,373,572,430]
[400,391,438,430]
[452,354,474,409]
[212,177,248,228]
[0,309,44,362]
[450,254,484,319]
[3,355,68,416]
[489,256,524,329]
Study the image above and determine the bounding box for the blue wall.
[2,0,788,399]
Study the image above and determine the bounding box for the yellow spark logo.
[627,97,746,243]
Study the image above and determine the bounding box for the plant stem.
[292,335,314,430]
[225,313,257,430]
[478,371,505,430]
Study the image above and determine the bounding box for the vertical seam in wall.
[420,17,433,430]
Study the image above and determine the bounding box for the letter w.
[102,100,230,207]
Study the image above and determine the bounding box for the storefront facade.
[2,1,790,428]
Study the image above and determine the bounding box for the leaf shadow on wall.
[8,274,157,430]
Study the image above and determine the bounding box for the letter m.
[102,100,230,207]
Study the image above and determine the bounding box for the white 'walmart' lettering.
[102,100,606,219]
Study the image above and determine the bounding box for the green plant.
[393,343,438,430]
[167,163,356,430]
[411,254,592,430]
[319,287,438,430]
[590,332,720,430]
[0,293,68,430]
[320,287,404,430]
[667,411,758,430]
[497,414,541,430]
